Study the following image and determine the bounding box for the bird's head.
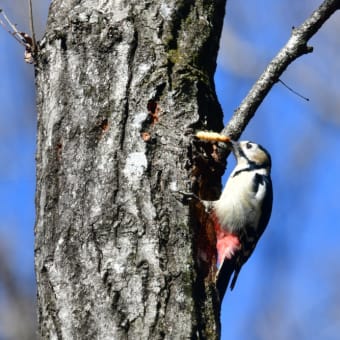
[229,140,271,172]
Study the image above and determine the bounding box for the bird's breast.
[213,172,264,233]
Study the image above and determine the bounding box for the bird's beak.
[229,140,239,152]
[229,140,242,158]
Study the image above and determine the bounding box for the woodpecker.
[211,140,273,297]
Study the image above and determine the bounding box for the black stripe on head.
[232,163,265,177]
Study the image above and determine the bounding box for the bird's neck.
[231,163,270,178]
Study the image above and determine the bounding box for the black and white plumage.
[213,140,273,298]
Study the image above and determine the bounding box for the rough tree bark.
[35,1,226,339]
[34,0,340,338]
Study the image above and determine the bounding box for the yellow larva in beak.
[195,131,231,143]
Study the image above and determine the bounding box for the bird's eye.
[246,142,252,149]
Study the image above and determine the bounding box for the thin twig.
[2,10,20,33]
[278,79,310,102]
[28,0,37,53]
[222,0,340,141]
[0,7,36,63]
[0,9,27,46]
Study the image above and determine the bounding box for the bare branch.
[0,9,27,46]
[0,7,36,63]
[222,0,340,140]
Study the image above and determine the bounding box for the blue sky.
[0,1,340,339]
[216,1,340,339]
[0,22,36,280]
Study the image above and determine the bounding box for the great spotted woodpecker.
[212,140,273,297]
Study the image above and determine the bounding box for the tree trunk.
[35,1,226,338]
